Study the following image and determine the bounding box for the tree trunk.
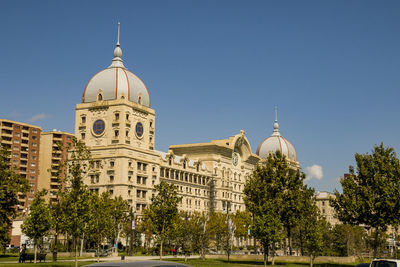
[310,255,313,267]
[97,241,100,262]
[373,229,379,258]
[288,227,292,256]
[263,248,267,267]
[272,245,276,265]
[34,243,37,264]
[160,239,163,260]
[75,240,78,267]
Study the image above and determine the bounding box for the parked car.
[369,259,400,267]
[86,260,192,267]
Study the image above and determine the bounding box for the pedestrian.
[178,247,182,256]
[172,247,176,256]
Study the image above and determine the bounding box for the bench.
[22,253,46,263]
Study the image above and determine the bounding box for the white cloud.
[29,113,48,122]
[305,164,323,181]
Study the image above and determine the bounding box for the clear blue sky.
[1,0,400,192]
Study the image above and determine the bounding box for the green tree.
[21,190,52,263]
[109,196,129,254]
[0,144,29,251]
[331,224,366,257]
[60,137,94,267]
[207,211,230,256]
[144,181,181,260]
[231,210,252,249]
[331,143,400,258]
[296,188,324,267]
[86,192,113,262]
[244,162,284,266]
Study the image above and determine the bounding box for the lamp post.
[129,208,136,256]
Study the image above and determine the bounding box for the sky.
[1,0,400,193]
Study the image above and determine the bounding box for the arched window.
[137,94,142,105]
[97,93,103,101]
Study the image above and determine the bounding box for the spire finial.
[117,22,120,46]
[273,106,280,136]
[110,22,125,68]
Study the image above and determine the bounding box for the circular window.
[93,119,105,135]
[135,122,144,138]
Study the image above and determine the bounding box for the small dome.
[82,24,150,107]
[256,118,297,162]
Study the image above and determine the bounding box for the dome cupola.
[256,109,297,163]
[82,23,150,107]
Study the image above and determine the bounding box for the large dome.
[82,26,150,107]
[256,118,297,162]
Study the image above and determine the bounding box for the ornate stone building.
[75,24,300,216]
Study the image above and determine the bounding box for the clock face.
[135,122,144,138]
[232,152,239,166]
[93,119,105,135]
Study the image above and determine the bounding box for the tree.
[296,188,324,267]
[86,192,113,262]
[207,211,230,256]
[21,190,52,263]
[60,137,94,267]
[331,224,366,257]
[144,181,181,260]
[331,143,400,258]
[109,195,129,254]
[231,210,252,249]
[0,144,29,251]
[244,162,284,266]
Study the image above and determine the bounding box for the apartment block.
[38,131,73,203]
[0,119,41,210]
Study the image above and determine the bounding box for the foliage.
[331,224,367,257]
[21,190,52,263]
[244,159,285,266]
[108,195,129,251]
[59,137,94,267]
[331,143,400,257]
[0,144,29,250]
[231,210,252,240]
[85,192,113,262]
[207,211,230,253]
[144,181,181,259]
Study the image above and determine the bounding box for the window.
[81,116,86,124]
[81,133,86,140]
[110,161,115,167]
[126,114,129,120]
[14,139,19,144]
[110,176,114,182]
[322,201,325,206]
[98,93,103,101]
[30,163,35,167]
[32,136,37,140]
[114,113,119,121]
[138,95,142,104]
[126,130,129,137]
[14,132,20,137]
[32,143,37,147]
[109,189,113,195]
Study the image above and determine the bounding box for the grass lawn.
[0,262,95,267]
[165,258,357,267]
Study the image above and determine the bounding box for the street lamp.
[129,208,136,256]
